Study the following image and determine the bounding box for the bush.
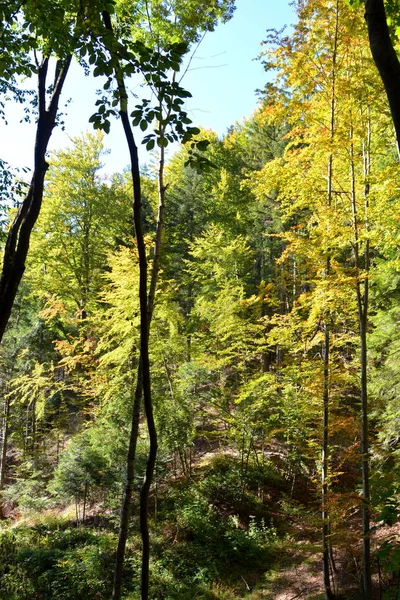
[50,429,120,509]
[0,523,122,600]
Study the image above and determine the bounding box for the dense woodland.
[2,0,400,598]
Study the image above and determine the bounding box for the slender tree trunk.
[322,320,335,600]
[359,293,371,600]
[103,12,166,599]
[111,124,167,600]
[112,366,142,600]
[0,395,10,492]
[350,125,372,600]
[322,5,339,597]
[31,398,37,465]
[83,481,88,523]
[362,117,372,600]
[119,96,156,600]
[137,133,167,598]
[0,56,71,343]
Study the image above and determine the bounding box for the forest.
[1,0,400,598]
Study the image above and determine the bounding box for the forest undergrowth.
[0,436,396,600]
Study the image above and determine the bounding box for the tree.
[256,1,396,595]
[0,55,71,341]
[51,428,118,523]
[0,0,115,342]
[28,132,127,318]
[363,0,400,151]
[88,4,236,598]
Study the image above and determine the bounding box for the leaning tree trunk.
[364,0,400,151]
[0,56,71,343]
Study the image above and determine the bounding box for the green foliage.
[118,0,236,46]
[2,463,52,514]
[0,449,286,600]
[0,525,120,600]
[51,427,120,506]
[143,455,283,599]
[28,132,127,315]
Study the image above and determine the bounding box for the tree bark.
[350,126,372,600]
[112,167,166,598]
[364,0,400,150]
[112,364,142,600]
[322,6,339,597]
[0,56,71,343]
[103,12,160,600]
[0,395,10,492]
[322,322,335,600]
[119,94,157,600]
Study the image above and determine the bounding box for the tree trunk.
[119,106,157,600]
[112,367,142,600]
[111,106,167,600]
[322,322,335,600]
[364,0,400,151]
[350,126,372,600]
[0,395,10,492]
[322,6,338,597]
[83,481,88,523]
[102,12,161,600]
[0,56,71,343]
[119,97,157,600]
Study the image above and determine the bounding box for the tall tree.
[28,132,126,318]
[257,1,395,594]
[0,54,71,341]
[86,4,236,597]
[363,0,400,150]
[0,0,112,342]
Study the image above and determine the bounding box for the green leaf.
[157,137,168,148]
[146,139,155,151]
[196,140,210,152]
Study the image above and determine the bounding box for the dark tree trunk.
[112,367,142,600]
[0,395,10,492]
[120,102,157,600]
[350,128,372,600]
[112,164,166,597]
[102,12,159,600]
[364,0,400,150]
[0,56,71,343]
[322,7,339,595]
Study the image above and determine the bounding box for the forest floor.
[1,440,399,599]
[255,514,400,600]
[259,543,361,600]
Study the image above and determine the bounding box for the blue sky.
[182,0,294,134]
[0,0,295,174]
